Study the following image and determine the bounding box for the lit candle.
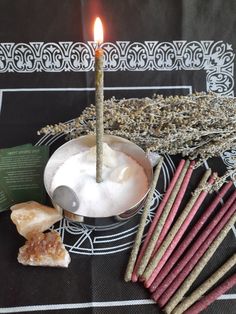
[94,17,104,183]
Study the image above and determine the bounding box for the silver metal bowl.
[44,135,153,225]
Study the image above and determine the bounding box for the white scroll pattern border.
[220,150,236,238]
[0,41,234,95]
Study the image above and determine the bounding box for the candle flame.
[94,17,104,45]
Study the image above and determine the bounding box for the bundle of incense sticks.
[142,169,213,286]
[124,158,236,312]
[151,160,195,257]
[172,253,236,314]
[157,195,236,308]
[184,272,236,314]
[124,157,163,282]
[164,211,236,314]
[150,180,234,296]
[145,173,217,287]
[137,160,192,278]
[132,159,186,282]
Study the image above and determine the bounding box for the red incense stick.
[140,169,211,284]
[184,272,236,314]
[144,174,216,288]
[149,180,233,294]
[131,159,185,282]
[163,212,236,314]
[151,161,195,256]
[155,198,236,307]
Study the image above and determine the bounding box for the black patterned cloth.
[0,1,235,313]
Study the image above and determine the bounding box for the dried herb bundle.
[38,93,236,164]
[38,93,236,187]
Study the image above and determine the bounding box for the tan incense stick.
[124,156,163,282]
[184,273,236,314]
[137,160,190,277]
[150,180,233,297]
[142,168,211,282]
[95,47,104,183]
[131,159,186,282]
[164,211,236,314]
[172,253,236,314]
[145,173,216,288]
[152,181,234,303]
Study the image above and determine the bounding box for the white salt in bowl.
[44,135,153,225]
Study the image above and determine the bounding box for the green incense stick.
[124,156,164,282]
[164,211,236,314]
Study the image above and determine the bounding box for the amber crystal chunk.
[11,201,62,239]
[18,231,71,268]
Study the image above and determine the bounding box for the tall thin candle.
[94,17,104,183]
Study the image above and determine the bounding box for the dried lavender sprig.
[124,156,163,282]
[38,93,236,163]
[38,93,236,186]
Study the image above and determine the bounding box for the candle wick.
[95,41,101,50]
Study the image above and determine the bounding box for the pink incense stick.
[184,272,236,314]
[144,174,216,288]
[131,159,186,282]
[151,160,195,256]
[155,197,236,307]
[149,180,233,294]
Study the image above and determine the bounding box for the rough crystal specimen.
[18,231,71,268]
[11,201,62,239]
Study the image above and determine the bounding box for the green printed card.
[0,144,49,211]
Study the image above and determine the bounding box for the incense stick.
[184,272,236,314]
[145,173,216,288]
[156,190,236,307]
[137,160,190,277]
[172,253,236,314]
[150,180,233,296]
[131,159,186,282]
[124,156,163,282]
[142,168,212,284]
[152,161,195,256]
[163,211,236,314]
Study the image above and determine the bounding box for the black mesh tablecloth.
[0,1,236,313]
[0,154,236,314]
